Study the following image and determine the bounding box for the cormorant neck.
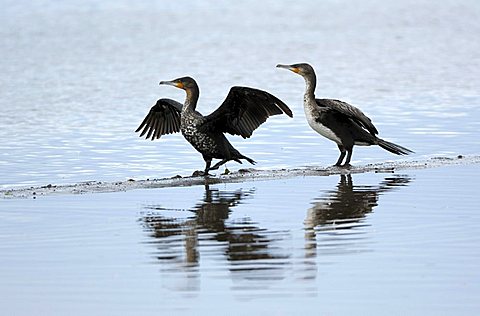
[183,86,199,113]
[303,73,316,100]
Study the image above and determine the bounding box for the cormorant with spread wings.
[136,76,293,175]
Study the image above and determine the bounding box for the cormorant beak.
[159,80,185,89]
[276,64,301,74]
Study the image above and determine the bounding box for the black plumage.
[277,63,413,167]
[136,76,293,175]
[136,98,182,140]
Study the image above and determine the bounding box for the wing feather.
[201,87,293,138]
[135,98,182,140]
[316,99,378,135]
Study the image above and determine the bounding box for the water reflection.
[305,174,412,256]
[141,185,289,276]
[140,174,411,290]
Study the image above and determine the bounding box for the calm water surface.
[1,1,480,315]
[1,0,480,188]
[1,166,479,315]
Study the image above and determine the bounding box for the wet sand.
[2,155,478,199]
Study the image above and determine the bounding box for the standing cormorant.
[276,63,413,167]
[136,76,293,175]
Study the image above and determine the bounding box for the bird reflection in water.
[140,184,288,279]
[304,174,412,258]
[140,175,411,290]
[299,174,411,281]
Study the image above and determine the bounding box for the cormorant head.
[276,63,315,78]
[159,76,198,91]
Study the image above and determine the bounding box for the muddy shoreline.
[1,155,478,199]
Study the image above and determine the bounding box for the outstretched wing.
[317,99,378,135]
[135,98,182,140]
[202,86,293,139]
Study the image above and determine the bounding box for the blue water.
[1,0,480,188]
[1,1,480,315]
[1,166,479,315]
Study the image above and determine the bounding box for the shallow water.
[1,1,480,314]
[1,0,480,188]
[1,165,479,315]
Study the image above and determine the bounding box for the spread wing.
[316,99,378,135]
[135,98,182,140]
[201,86,293,139]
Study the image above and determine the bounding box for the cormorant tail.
[377,138,414,155]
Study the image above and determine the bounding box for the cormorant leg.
[335,145,347,166]
[343,148,353,167]
[204,158,212,174]
[210,159,229,171]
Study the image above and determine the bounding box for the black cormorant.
[276,63,413,167]
[136,76,293,175]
